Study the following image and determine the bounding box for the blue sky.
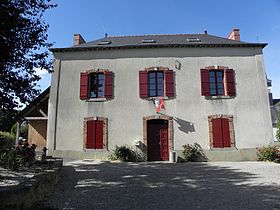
[39,0,280,98]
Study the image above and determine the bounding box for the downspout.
[53,54,62,150]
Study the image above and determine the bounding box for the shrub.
[182,143,206,162]
[109,145,136,162]
[10,122,28,139]
[257,145,280,163]
[0,131,15,149]
[0,150,22,171]
[0,143,36,171]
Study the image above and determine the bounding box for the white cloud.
[34,67,48,76]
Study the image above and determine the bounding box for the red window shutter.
[95,120,104,149]
[86,120,95,149]
[200,69,210,96]
[80,72,89,100]
[225,69,236,96]
[212,118,223,148]
[139,71,149,98]
[104,71,113,99]
[221,118,231,147]
[165,70,174,97]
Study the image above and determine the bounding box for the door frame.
[143,115,173,161]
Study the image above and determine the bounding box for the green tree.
[0,0,56,131]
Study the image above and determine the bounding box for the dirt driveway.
[39,161,280,210]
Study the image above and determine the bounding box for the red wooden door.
[160,128,169,161]
[147,120,168,161]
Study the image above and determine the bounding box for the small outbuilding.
[17,87,50,150]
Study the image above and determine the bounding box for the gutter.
[50,43,268,53]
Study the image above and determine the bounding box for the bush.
[0,143,36,171]
[109,145,136,162]
[0,150,22,171]
[257,145,280,163]
[182,143,206,162]
[0,131,15,149]
[10,122,28,139]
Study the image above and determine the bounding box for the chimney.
[227,28,240,41]
[74,34,86,46]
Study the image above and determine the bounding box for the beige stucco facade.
[47,47,273,161]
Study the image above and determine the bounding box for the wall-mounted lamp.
[175,60,181,70]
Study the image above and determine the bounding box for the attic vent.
[97,40,111,45]
[187,38,201,42]
[142,39,156,43]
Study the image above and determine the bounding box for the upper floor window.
[80,70,113,100]
[209,70,224,96]
[201,67,235,97]
[149,71,164,97]
[139,68,174,99]
[89,73,105,98]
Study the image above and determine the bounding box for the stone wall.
[0,159,62,210]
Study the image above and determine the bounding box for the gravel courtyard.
[39,161,280,210]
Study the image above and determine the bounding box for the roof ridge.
[108,33,206,38]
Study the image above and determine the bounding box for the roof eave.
[50,43,267,53]
[17,87,50,120]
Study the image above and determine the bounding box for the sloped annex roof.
[17,87,50,120]
[51,33,267,52]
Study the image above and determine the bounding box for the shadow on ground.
[34,161,280,210]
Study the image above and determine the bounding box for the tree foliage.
[0,0,56,131]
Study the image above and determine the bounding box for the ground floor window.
[208,115,235,148]
[84,117,107,149]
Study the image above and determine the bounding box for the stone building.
[47,29,273,161]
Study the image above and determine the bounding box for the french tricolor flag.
[155,97,165,113]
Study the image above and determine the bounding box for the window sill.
[146,96,170,101]
[205,95,233,100]
[209,147,237,151]
[82,148,107,152]
[86,98,107,102]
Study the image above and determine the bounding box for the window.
[85,119,104,149]
[89,73,105,98]
[186,38,201,42]
[201,68,235,97]
[80,71,113,100]
[142,39,156,43]
[149,71,164,97]
[139,69,174,98]
[209,116,234,148]
[209,70,224,96]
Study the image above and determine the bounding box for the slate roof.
[51,33,267,52]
